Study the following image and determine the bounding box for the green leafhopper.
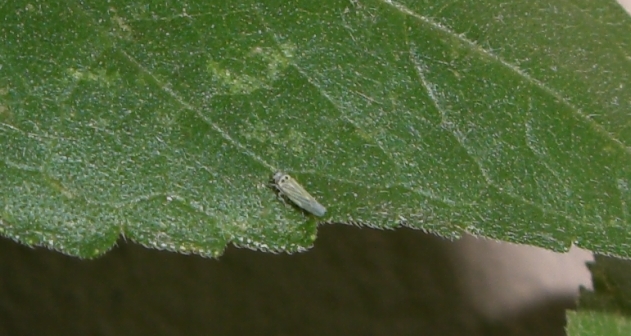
[272,172,326,217]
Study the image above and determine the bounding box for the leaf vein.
[117,49,276,172]
[382,0,631,157]
[409,46,584,227]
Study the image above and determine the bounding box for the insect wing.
[278,176,327,217]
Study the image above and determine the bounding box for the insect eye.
[281,176,288,182]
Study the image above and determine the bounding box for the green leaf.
[1,0,630,258]
[569,254,631,335]
[577,255,631,314]
[567,310,631,336]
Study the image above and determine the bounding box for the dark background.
[0,224,590,336]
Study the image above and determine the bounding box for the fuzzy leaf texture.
[1,0,630,258]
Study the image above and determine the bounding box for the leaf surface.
[1,0,630,257]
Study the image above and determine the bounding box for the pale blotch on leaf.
[206,42,296,95]
[66,67,120,88]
